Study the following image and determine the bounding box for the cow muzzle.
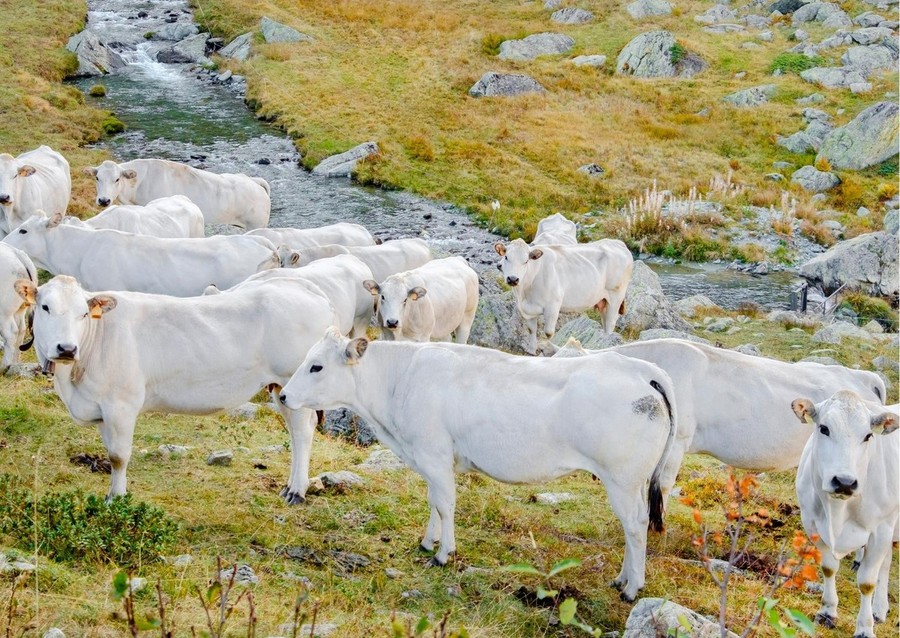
[385,319,399,329]
[506,276,519,286]
[55,343,78,360]
[829,475,858,498]
[97,197,111,207]
[0,194,12,205]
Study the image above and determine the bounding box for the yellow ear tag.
[90,305,103,319]
[803,414,815,424]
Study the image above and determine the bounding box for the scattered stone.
[742,41,762,49]
[260,16,313,44]
[4,363,42,379]
[800,231,899,297]
[696,5,737,23]
[704,23,746,33]
[800,66,870,89]
[316,470,365,490]
[169,554,193,567]
[331,550,370,572]
[673,294,721,317]
[470,281,531,352]
[855,11,886,26]
[571,54,607,67]
[706,317,736,333]
[627,0,673,19]
[545,0,562,7]
[623,598,740,638]
[769,0,805,13]
[220,563,259,586]
[792,28,810,41]
[228,402,260,419]
[817,102,899,170]
[766,173,785,181]
[841,44,896,70]
[735,344,762,356]
[850,26,893,45]
[793,1,852,26]
[620,262,692,332]
[468,72,545,97]
[772,161,794,169]
[863,320,884,334]
[616,30,706,78]
[153,23,199,41]
[0,554,36,573]
[850,82,873,94]
[551,316,624,349]
[298,622,338,637]
[744,15,771,28]
[66,30,126,76]
[206,449,233,466]
[796,92,825,104]
[312,141,378,178]
[321,408,376,446]
[533,492,576,505]
[498,33,575,61]
[358,447,406,471]
[219,32,252,61]
[577,163,605,178]
[811,322,874,344]
[801,355,842,365]
[873,355,900,372]
[159,444,190,457]
[806,581,825,594]
[43,630,66,638]
[884,209,899,234]
[551,8,595,23]
[778,132,817,154]
[791,166,840,193]
[385,567,405,579]
[638,329,711,344]
[767,310,821,328]
[723,84,777,107]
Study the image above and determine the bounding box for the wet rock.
[468,72,546,97]
[817,102,899,170]
[322,408,376,446]
[158,33,210,64]
[551,8,595,23]
[261,16,313,43]
[571,55,607,67]
[723,84,777,107]
[638,329,711,344]
[216,69,233,83]
[620,262,693,333]
[800,66,870,89]
[626,0,673,19]
[551,316,624,349]
[206,449,233,466]
[624,598,739,638]
[312,141,378,177]
[498,33,575,61]
[616,31,706,78]
[696,5,737,23]
[220,563,259,585]
[153,23,199,41]
[66,30,126,76]
[533,492,576,505]
[791,166,840,193]
[219,32,252,61]
[358,448,406,471]
[811,322,875,344]
[315,470,365,490]
[799,231,899,297]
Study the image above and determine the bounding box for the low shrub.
[839,292,898,330]
[88,84,107,97]
[101,115,125,135]
[769,53,824,74]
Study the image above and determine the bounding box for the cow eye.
[18,229,26,234]
[380,295,384,301]
[818,425,830,436]
[115,178,119,183]
[41,304,49,312]
[863,433,874,442]
[310,364,323,373]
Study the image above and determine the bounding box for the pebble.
[385,567,405,579]
[220,563,259,585]
[206,449,234,466]
[159,444,190,457]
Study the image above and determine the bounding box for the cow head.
[14,275,116,371]
[280,326,365,410]
[495,238,542,287]
[363,275,424,333]
[278,245,303,268]
[84,161,137,207]
[0,153,37,211]
[1,211,65,271]
[792,391,898,499]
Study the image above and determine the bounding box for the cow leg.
[603,295,622,335]
[601,472,650,602]
[421,507,442,552]
[855,526,890,637]
[97,405,139,500]
[273,391,316,504]
[541,305,560,342]
[873,532,892,623]
[852,546,864,571]
[815,543,840,628]
[523,316,539,355]
[656,433,691,515]
[419,468,457,565]
[0,321,16,372]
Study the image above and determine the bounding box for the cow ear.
[14,279,36,306]
[363,280,380,295]
[87,295,117,319]
[871,412,899,435]
[407,286,427,301]
[121,169,137,180]
[791,398,817,424]
[529,248,544,261]
[344,337,368,364]
[494,242,506,257]
[17,165,36,178]
[82,166,98,177]
[46,212,65,229]
[203,284,221,296]
[288,251,301,266]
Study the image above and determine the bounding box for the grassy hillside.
[191,0,898,241]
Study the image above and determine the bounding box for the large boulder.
[550,317,624,349]
[695,5,737,23]
[791,165,841,192]
[469,72,546,97]
[800,65,870,88]
[66,30,126,76]
[817,102,899,170]
[619,262,692,333]
[627,0,673,19]
[167,33,210,65]
[616,31,706,78]
[260,16,313,43]
[322,409,376,446]
[769,0,805,13]
[792,2,852,26]
[469,278,531,353]
[219,32,253,61]
[799,231,899,296]
[498,33,575,61]
[551,8,595,23]
[312,141,378,178]
[624,598,739,638]
[723,84,777,107]
[152,23,199,42]
[841,44,896,70]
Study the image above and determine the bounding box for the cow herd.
[0,144,897,633]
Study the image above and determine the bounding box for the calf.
[793,392,898,638]
[66,195,205,238]
[0,244,36,372]
[280,329,677,601]
[0,145,70,236]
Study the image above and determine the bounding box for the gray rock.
[766,173,785,181]
[777,132,817,154]
[385,567,405,578]
[817,102,899,170]
[638,329,711,344]
[312,141,378,178]
[220,564,259,585]
[228,402,260,419]
[769,0,805,13]
[757,30,775,41]
[4,363,42,379]
[470,279,531,352]
[316,470,365,489]
[804,108,831,124]
[571,55,607,67]
[841,44,896,70]
[627,0,673,19]
[159,444,190,457]
[792,2,851,25]
[800,66,870,89]
[696,5,737,23]
[742,41,763,49]
[767,310,821,327]
[703,23,746,33]
[620,262,692,332]
[533,492,576,505]
[791,166,840,192]
[857,206,871,217]
[743,15,772,28]
[873,355,900,371]
[260,16,313,44]
[498,33,575,61]
[735,343,762,356]
[883,209,898,234]
[801,355,842,365]
[468,72,545,97]
[673,294,721,317]
[864,0,898,9]
[545,0,563,7]
[42,630,66,638]
[551,8,595,23]
[796,92,825,104]
[551,316,624,349]
[616,30,706,78]
[855,11,886,26]
[0,554,36,573]
[723,84,777,106]
[623,598,739,638]
[850,26,893,45]
[706,317,736,332]
[773,161,794,169]
[358,447,406,471]
[577,163,605,177]
[169,554,194,567]
[811,322,874,343]
[863,319,884,333]
[850,82,873,93]
[819,33,853,49]
[153,23,199,41]
[219,32,252,61]
[66,30,126,76]
[159,33,210,65]
[322,408,376,446]
[206,449,233,466]
[805,120,834,144]
[216,70,233,83]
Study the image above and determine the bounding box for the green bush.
[101,115,125,135]
[670,42,687,65]
[481,33,506,56]
[839,292,899,331]
[769,53,825,75]
[88,84,107,97]
[0,474,178,565]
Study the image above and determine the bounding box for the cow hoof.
[279,485,289,498]
[609,579,623,591]
[814,613,837,629]
[427,557,446,568]
[851,560,861,572]
[284,491,306,505]
[873,615,885,624]
[418,543,434,553]
[619,590,636,603]
[852,633,875,638]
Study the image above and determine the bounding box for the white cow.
[15,274,339,503]
[3,212,279,297]
[280,330,677,601]
[363,256,478,343]
[495,238,634,353]
[0,244,37,372]
[206,255,375,338]
[284,238,432,282]
[85,159,270,230]
[533,213,577,246]
[792,392,898,638]
[552,338,887,507]
[0,146,71,236]
[247,223,376,253]
[65,195,205,238]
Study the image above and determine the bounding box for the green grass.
[769,53,826,75]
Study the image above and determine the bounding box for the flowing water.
[72,2,799,310]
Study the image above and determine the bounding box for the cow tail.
[648,377,676,533]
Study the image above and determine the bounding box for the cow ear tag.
[90,305,103,319]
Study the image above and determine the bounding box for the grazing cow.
[552,338,887,508]
[280,329,677,601]
[3,212,279,297]
[0,244,36,372]
[84,159,270,230]
[363,256,478,343]
[0,146,71,236]
[792,392,898,638]
[206,255,375,338]
[283,238,432,282]
[495,238,634,353]
[64,195,205,238]
[15,275,339,502]
[247,223,376,253]
[533,213,577,246]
